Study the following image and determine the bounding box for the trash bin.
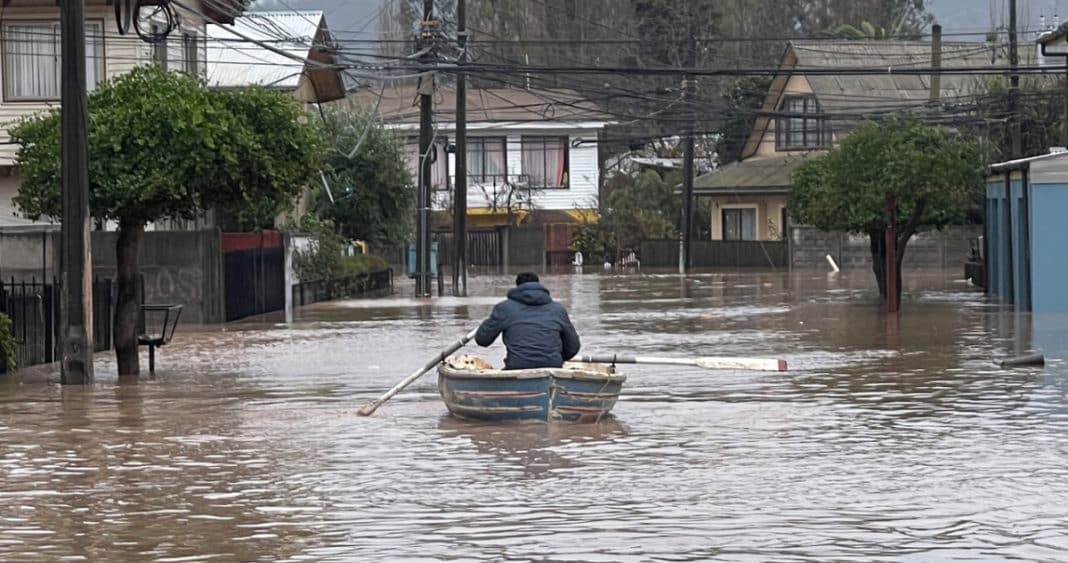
[407,242,439,278]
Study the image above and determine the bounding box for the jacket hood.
[507,282,553,306]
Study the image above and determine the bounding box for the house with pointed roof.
[694,39,1035,242]
[206,10,346,104]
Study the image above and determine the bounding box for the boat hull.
[437,356,626,423]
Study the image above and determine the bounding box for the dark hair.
[515,272,539,286]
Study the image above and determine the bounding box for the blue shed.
[987,150,1068,312]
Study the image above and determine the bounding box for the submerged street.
[2,270,1067,561]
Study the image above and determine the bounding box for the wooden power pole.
[415,0,435,297]
[681,35,697,272]
[60,0,95,384]
[1009,0,1022,158]
[452,0,467,297]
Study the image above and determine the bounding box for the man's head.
[515,272,539,286]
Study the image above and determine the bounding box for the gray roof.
[789,40,1036,117]
[344,83,614,124]
[692,154,814,195]
[741,39,1044,160]
[207,11,346,103]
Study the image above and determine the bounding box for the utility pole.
[415,0,435,297]
[681,35,696,272]
[60,0,95,384]
[930,24,942,103]
[452,0,467,297]
[1009,0,1022,158]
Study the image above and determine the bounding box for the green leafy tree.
[314,107,415,243]
[717,76,774,165]
[971,75,1066,162]
[572,169,682,263]
[790,118,987,305]
[11,65,324,376]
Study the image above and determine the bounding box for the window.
[723,208,757,241]
[466,137,507,185]
[2,21,104,101]
[182,32,198,75]
[404,140,449,190]
[152,25,167,70]
[521,136,568,188]
[775,95,828,150]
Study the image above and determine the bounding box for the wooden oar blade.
[689,356,787,372]
[356,328,478,416]
[579,354,788,372]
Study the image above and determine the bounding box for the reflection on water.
[2,269,1068,561]
[436,416,631,478]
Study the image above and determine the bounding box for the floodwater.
[2,269,1068,562]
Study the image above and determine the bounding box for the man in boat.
[475,272,581,370]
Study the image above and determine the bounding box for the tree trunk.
[869,230,887,299]
[869,229,911,305]
[114,219,144,376]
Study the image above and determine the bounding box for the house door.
[723,208,757,241]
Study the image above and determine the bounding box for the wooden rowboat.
[437,355,626,423]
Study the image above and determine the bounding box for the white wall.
[411,127,602,213]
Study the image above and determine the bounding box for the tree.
[971,75,1065,162]
[717,76,774,165]
[790,118,987,305]
[571,169,682,264]
[314,107,415,242]
[11,65,325,376]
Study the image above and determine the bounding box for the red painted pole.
[885,195,899,313]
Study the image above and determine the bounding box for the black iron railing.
[292,269,393,307]
[0,277,114,372]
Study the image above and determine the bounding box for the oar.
[357,328,478,416]
[578,354,787,372]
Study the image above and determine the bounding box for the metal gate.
[433,230,502,267]
[222,232,285,322]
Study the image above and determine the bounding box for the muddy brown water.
[2,270,1068,562]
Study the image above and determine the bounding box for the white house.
[346,83,613,229]
[206,10,346,104]
[0,0,237,226]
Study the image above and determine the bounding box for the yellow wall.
[707,195,788,241]
[755,74,818,157]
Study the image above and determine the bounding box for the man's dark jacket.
[475,282,581,370]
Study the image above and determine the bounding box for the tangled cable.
[115,0,179,43]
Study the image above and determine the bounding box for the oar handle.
[357,328,478,416]
[580,354,638,365]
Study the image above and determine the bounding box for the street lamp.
[138,304,183,373]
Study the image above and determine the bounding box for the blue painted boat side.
[550,376,624,422]
[437,373,551,421]
[437,359,625,423]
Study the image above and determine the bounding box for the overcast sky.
[248,0,1068,43]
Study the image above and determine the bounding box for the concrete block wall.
[789,225,982,271]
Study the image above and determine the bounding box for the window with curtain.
[182,32,198,75]
[466,137,506,185]
[404,140,449,190]
[723,208,757,241]
[775,95,828,150]
[3,21,104,101]
[521,136,568,188]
